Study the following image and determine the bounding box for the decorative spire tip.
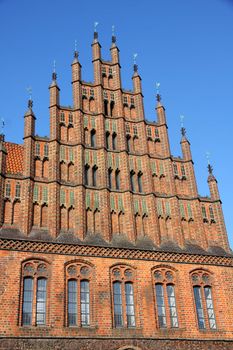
[181,127,186,137]
[94,21,99,40]
[52,60,57,81]
[156,82,161,102]
[208,163,213,175]
[112,25,116,43]
[74,40,78,58]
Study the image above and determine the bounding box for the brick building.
[0,31,232,350]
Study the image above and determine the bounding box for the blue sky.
[0,0,232,247]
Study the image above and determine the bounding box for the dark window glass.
[181,165,186,176]
[108,168,112,189]
[60,112,65,122]
[115,170,120,190]
[81,280,90,326]
[113,282,123,327]
[5,183,11,197]
[138,173,143,193]
[130,172,135,192]
[126,136,131,152]
[68,280,77,326]
[69,113,73,124]
[204,286,216,329]
[22,277,33,325]
[202,206,207,219]
[92,166,97,187]
[90,130,96,147]
[35,143,40,156]
[125,282,135,327]
[36,278,47,325]
[155,284,167,328]
[155,128,159,138]
[167,285,178,328]
[106,132,110,149]
[104,100,108,116]
[15,184,21,198]
[193,286,205,329]
[110,101,114,117]
[84,165,89,186]
[44,144,49,157]
[112,133,117,150]
[209,206,215,221]
[173,164,178,176]
[147,127,152,136]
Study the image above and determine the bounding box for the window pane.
[155,284,167,328]
[193,286,205,329]
[204,287,217,329]
[81,280,90,326]
[113,282,123,327]
[125,282,136,327]
[22,277,33,325]
[167,285,179,328]
[68,280,77,326]
[36,278,47,325]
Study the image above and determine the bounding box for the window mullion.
[122,283,127,327]
[164,284,171,328]
[77,279,81,327]
[201,286,210,329]
[32,277,37,326]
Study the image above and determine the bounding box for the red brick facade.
[0,32,232,349]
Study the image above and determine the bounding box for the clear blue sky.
[0,0,232,247]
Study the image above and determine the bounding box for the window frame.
[191,270,217,331]
[152,267,179,329]
[66,263,93,328]
[111,265,136,329]
[21,260,50,327]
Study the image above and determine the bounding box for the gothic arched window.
[106,131,110,149]
[191,270,217,330]
[84,164,90,186]
[112,132,117,150]
[137,172,143,193]
[111,265,136,328]
[21,260,50,326]
[92,166,98,187]
[115,169,120,190]
[90,129,96,148]
[153,267,179,328]
[66,262,93,327]
[130,171,135,192]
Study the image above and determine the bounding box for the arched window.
[137,172,143,193]
[130,171,135,192]
[111,266,136,328]
[115,169,120,190]
[112,132,117,150]
[191,270,216,330]
[92,166,98,187]
[21,260,49,326]
[110,101,115,117]
[66,263,92,327]
[90,129,96,147]
[126,135,131,152]
[84,165,90,186]
[104,100,108,116]
[106,131,110,149]
[108,168,113,189]
[153,268,178,328]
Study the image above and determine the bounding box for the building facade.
[0,32,232,350]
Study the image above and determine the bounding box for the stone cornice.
[0,238,232,267]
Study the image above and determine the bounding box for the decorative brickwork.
[0,32,232,349]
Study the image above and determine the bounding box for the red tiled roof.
[4,142,24,175]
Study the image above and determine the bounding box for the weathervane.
[180,114,185,127]
[133,53,138,65]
